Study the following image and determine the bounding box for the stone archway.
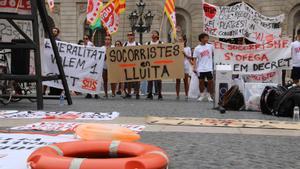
[164,7,192,46]
[288,4,300,38]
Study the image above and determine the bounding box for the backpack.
[219,85,245,111]
[273,86,300,117]
[260,86,287,115]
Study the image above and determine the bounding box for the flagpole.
[92,29,97,43]
[159,2,166,39]
[15,0,21,13]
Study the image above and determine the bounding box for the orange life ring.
[28,140,169,169]
[74,124,141,141]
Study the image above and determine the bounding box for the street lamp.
[128,0,154,44]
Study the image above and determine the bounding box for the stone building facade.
[48,0,300,47]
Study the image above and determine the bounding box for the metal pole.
[140,31,143,45]
[30,0,43,110]
[37,0,72,105]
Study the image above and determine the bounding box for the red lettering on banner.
[265,40,289,49]
[225,40,289,51]
[255,32,264,42]
[82,78,97,91]
[227,44,263,51]
[235,53,269,62]
[0,0,31,10]
[248,72,276,81]
[224,53,232,60]
[200,50,209,58]
[214,41,224,49]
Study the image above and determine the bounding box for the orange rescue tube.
[27,140,169,169]
[74,124,141,141]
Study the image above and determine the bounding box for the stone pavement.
[1,94,300,168]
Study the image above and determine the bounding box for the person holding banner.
[123,31,141,99]
[193,33,214,102]
[146,30,163,100]
[291,29,300,85]
[83,35,99,99]
[114,40,125,96]
[47,27,64,96]
[103,35,116,98]
[176,34,192,100]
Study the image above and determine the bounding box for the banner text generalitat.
[44,41,105,61]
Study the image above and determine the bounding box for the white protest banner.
[203,2,284,44]
[0,133,75,169]
[0,111,119,120]
[213,40,292,74]
[43,39,105,94]
[10,122,146,133]
[0,0,31,14]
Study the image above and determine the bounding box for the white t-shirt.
[291,41,300,67]
[123,41,140,46]
[193,43,214,72]
[85,41,94,47]
[146,40,163,45]
[184,46,192,73]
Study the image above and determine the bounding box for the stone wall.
[48,0,300,47]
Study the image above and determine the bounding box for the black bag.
[274,86,300,117]
[260,86,287,115]
[219,85,245,111]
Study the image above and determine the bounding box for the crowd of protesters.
[44,27,300,102]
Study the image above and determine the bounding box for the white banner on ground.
[213,40,292,74]
[203,2,284,44]
[0,111,119,120]
[0,133,75,169]
[42,39,105,94]
[10,122,146,133]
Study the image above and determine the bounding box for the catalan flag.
[114,0,126,14]
[164,0,176,39]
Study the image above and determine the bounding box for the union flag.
[164,0,176,39]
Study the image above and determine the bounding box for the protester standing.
[102,35,116,98]
[114,40,124,95]
[47,27,63,96]
[83,35,99,99]
[176,34,192,100]
[193,33,214,102]
[146,30,163,100]
[123,31,141,99]
[291,29,300,85]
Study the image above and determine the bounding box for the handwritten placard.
[213,40,292,74]
[203,2,284,44]
[106,43,184,83]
